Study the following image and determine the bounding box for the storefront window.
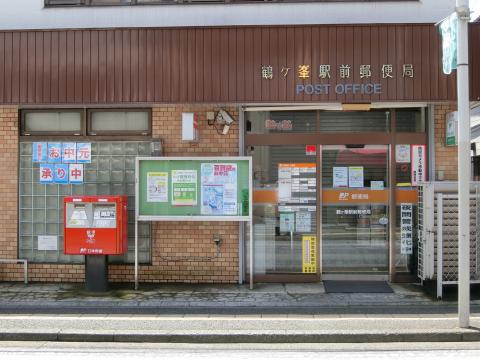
[319,111,389,133]
[396,108,426,132]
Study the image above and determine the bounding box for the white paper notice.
[296,211,311,233]
[370,181,384,190]
[278,166,292,202]
[348,166,364,188]
[333,167,348,188]
[38,235,58,251]
[147,172,168,202]
[411,145,426,186]
[396,144,411,163]
[280,213,295,232]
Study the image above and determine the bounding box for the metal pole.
[135,158,139,291]
[437,194,443,300]
[456,0,470,328]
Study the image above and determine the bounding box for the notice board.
[136,157,252,221]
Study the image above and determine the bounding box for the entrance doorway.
[321,145,389,276]
[245,108,425,283]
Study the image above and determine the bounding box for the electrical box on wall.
[182,112,199,141]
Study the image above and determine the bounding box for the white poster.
[348,166,364,188]
[38,235,58,251]
[201,163,237,215]
[395,144,411,163]
[333,167,348,188]
[278,165,292,202]
[370,181,384,190]
[296,211,311,233]
[280,213,295,232]
[147,172,168,202]
[411,145,426,186]
[400,203,413,255]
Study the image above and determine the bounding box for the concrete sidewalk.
[0,282,480,343]
[0,314,480,343]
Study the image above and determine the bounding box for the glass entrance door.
[249,145,318,276]
[321,145,389,274]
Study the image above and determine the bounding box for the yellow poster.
[302,235,317,273]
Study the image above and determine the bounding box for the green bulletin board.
[136,157,251,220]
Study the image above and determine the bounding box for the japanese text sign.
[76,143,91,163]
[47,143,62,163]
[39,164,54,184]
[33,142,47,163]
[69,164,84,184]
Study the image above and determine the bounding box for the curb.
[1,331,480,343]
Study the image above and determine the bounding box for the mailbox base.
[85,255,108,292]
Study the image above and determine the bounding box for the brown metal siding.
[0,24,467,105]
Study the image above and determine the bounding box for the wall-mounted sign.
[69,164,84,184]
[38,235,58,251]
[47,143,62,163]
[54,164,69,184]
[302,235,317,274]
[400,203,413,255]
[76,143,92,163]
[39,164,54,184]
[33,142,47,163]
[411,145,426,186]
[62,143,77,163]
[446,111,458,146]
[305,145,316,156]
[201,163,238,216]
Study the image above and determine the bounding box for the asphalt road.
[1,342,480,360]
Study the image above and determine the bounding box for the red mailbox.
[64,195,128,255]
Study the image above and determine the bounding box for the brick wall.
[0,107,20,281]
[1,104,241,284]
[434,103,458,181]
[109,104,241,283]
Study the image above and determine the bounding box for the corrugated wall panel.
[0,25,473,105]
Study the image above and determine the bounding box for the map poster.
[147,172,168,203]
[201,163,237,215]
[172,170,197,206]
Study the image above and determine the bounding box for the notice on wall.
[201,163,238,215]
[172,170,197,206]
[302,235,317,274]
[76,143,92,163]
[400,203,413,255]
[280,212,295,233]
[69,164,84,184]
[47,143,62,163]
[296,211,312,233]
[54,164,69,184]
[62,143,77,163]
[395,144,411,163]
[411,145,426,186]
[333,167,348,188]
[446,111,458,146]
[147,172,169,202]
[278,163,316,204]
[39,164,54,184]
[38,235,58,251]
[33,142,47,163]
[348,166,364,188]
